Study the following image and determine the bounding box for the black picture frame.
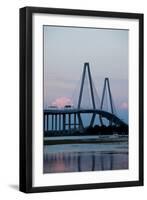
[19,6,144,193]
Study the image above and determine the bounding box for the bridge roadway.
[44,108,127,126]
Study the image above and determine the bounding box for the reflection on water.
[43,143,128,173]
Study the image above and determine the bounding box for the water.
[43,136,128,173]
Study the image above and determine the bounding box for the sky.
[43,26,128,123]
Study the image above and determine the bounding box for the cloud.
[51,97,73,108]
[120,102,128,110]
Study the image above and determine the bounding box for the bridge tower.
[78,62,96,109]
[78,62,96,128]
[100,78,115,125]
[101,78,114,113]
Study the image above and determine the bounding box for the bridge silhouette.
[44,62,128,136]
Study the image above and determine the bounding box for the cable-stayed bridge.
[44,63,128,135]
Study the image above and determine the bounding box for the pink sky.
[51,97,73,108]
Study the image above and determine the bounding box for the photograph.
[43,25,129,174]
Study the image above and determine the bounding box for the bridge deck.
[44,109,127,126]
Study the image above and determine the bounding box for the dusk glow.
[51,97,73,108]
[120,102,128,110]
[43,26,128,122]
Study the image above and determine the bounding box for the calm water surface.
[43,136,128,173]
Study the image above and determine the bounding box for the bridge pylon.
[78,62,96,109]
[78,62,96,128]
[101,78,114,113]
[100,78,115,125]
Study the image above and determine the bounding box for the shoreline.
[44,135,128,145]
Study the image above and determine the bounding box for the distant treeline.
[86,124,128,134]
[44,124,128,137]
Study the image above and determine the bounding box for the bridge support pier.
[46,115,49,131]
[52,114,54,130]
[74,113,76,129]
[68,114,71,133]
[63,114,66,132]
[55,114,57,131]
[59,114,61,131]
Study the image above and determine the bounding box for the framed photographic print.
[19,7,144,193]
